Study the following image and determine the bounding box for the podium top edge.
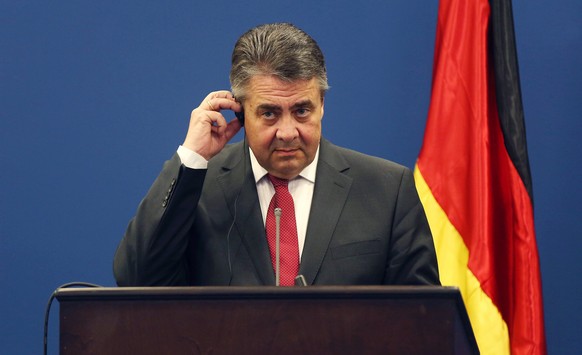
[55,285,461,302]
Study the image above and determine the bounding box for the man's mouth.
[274,147,300,156]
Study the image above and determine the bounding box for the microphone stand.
[274,207,282,286]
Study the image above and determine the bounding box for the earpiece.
[235,110,245,126]
[233,96,245,126]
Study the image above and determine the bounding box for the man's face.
[243,75,324,180]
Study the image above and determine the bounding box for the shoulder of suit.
[324,139,409,174]
[207,141,245,171]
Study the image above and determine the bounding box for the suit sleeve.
[383,168,440,285]
[113,153,206,286]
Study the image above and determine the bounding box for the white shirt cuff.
[177,145,208,169]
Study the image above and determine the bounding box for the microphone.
[274,207,282,286]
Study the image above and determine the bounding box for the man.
[114,23,439,287]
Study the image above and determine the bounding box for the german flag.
[414,0,547,353]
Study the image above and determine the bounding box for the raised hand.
[182,91,243,160]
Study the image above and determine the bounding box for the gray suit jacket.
[114,138,439,286]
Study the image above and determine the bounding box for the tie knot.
[268,174,289,188]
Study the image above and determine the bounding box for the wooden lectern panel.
[56,286,478,355]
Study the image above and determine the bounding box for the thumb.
[224,117,243,141]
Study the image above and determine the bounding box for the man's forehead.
[245,75,322,105]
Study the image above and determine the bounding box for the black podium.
[56,286,478,354]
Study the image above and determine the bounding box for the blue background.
[1,1,580,353]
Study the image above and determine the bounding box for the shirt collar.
[250,144,320,184]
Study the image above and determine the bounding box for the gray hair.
[230,23,329,101]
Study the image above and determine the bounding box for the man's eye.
[295,108,310,117]
[262,111,275,120]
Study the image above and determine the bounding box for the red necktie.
[265,174,299,286]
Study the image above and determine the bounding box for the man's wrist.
[177,145,208,169]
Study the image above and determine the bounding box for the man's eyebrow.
[256,100,314,112]
[291,100,315,110]
[256,103,282,112]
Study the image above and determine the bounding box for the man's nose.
[275,115,298,141]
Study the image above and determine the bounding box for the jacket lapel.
[299,139,352,284]
[216,143,275,285]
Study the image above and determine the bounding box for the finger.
[204,90,234,100]
[205,97,242,113]
[202,110,228,129]
[203,91,235,107]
